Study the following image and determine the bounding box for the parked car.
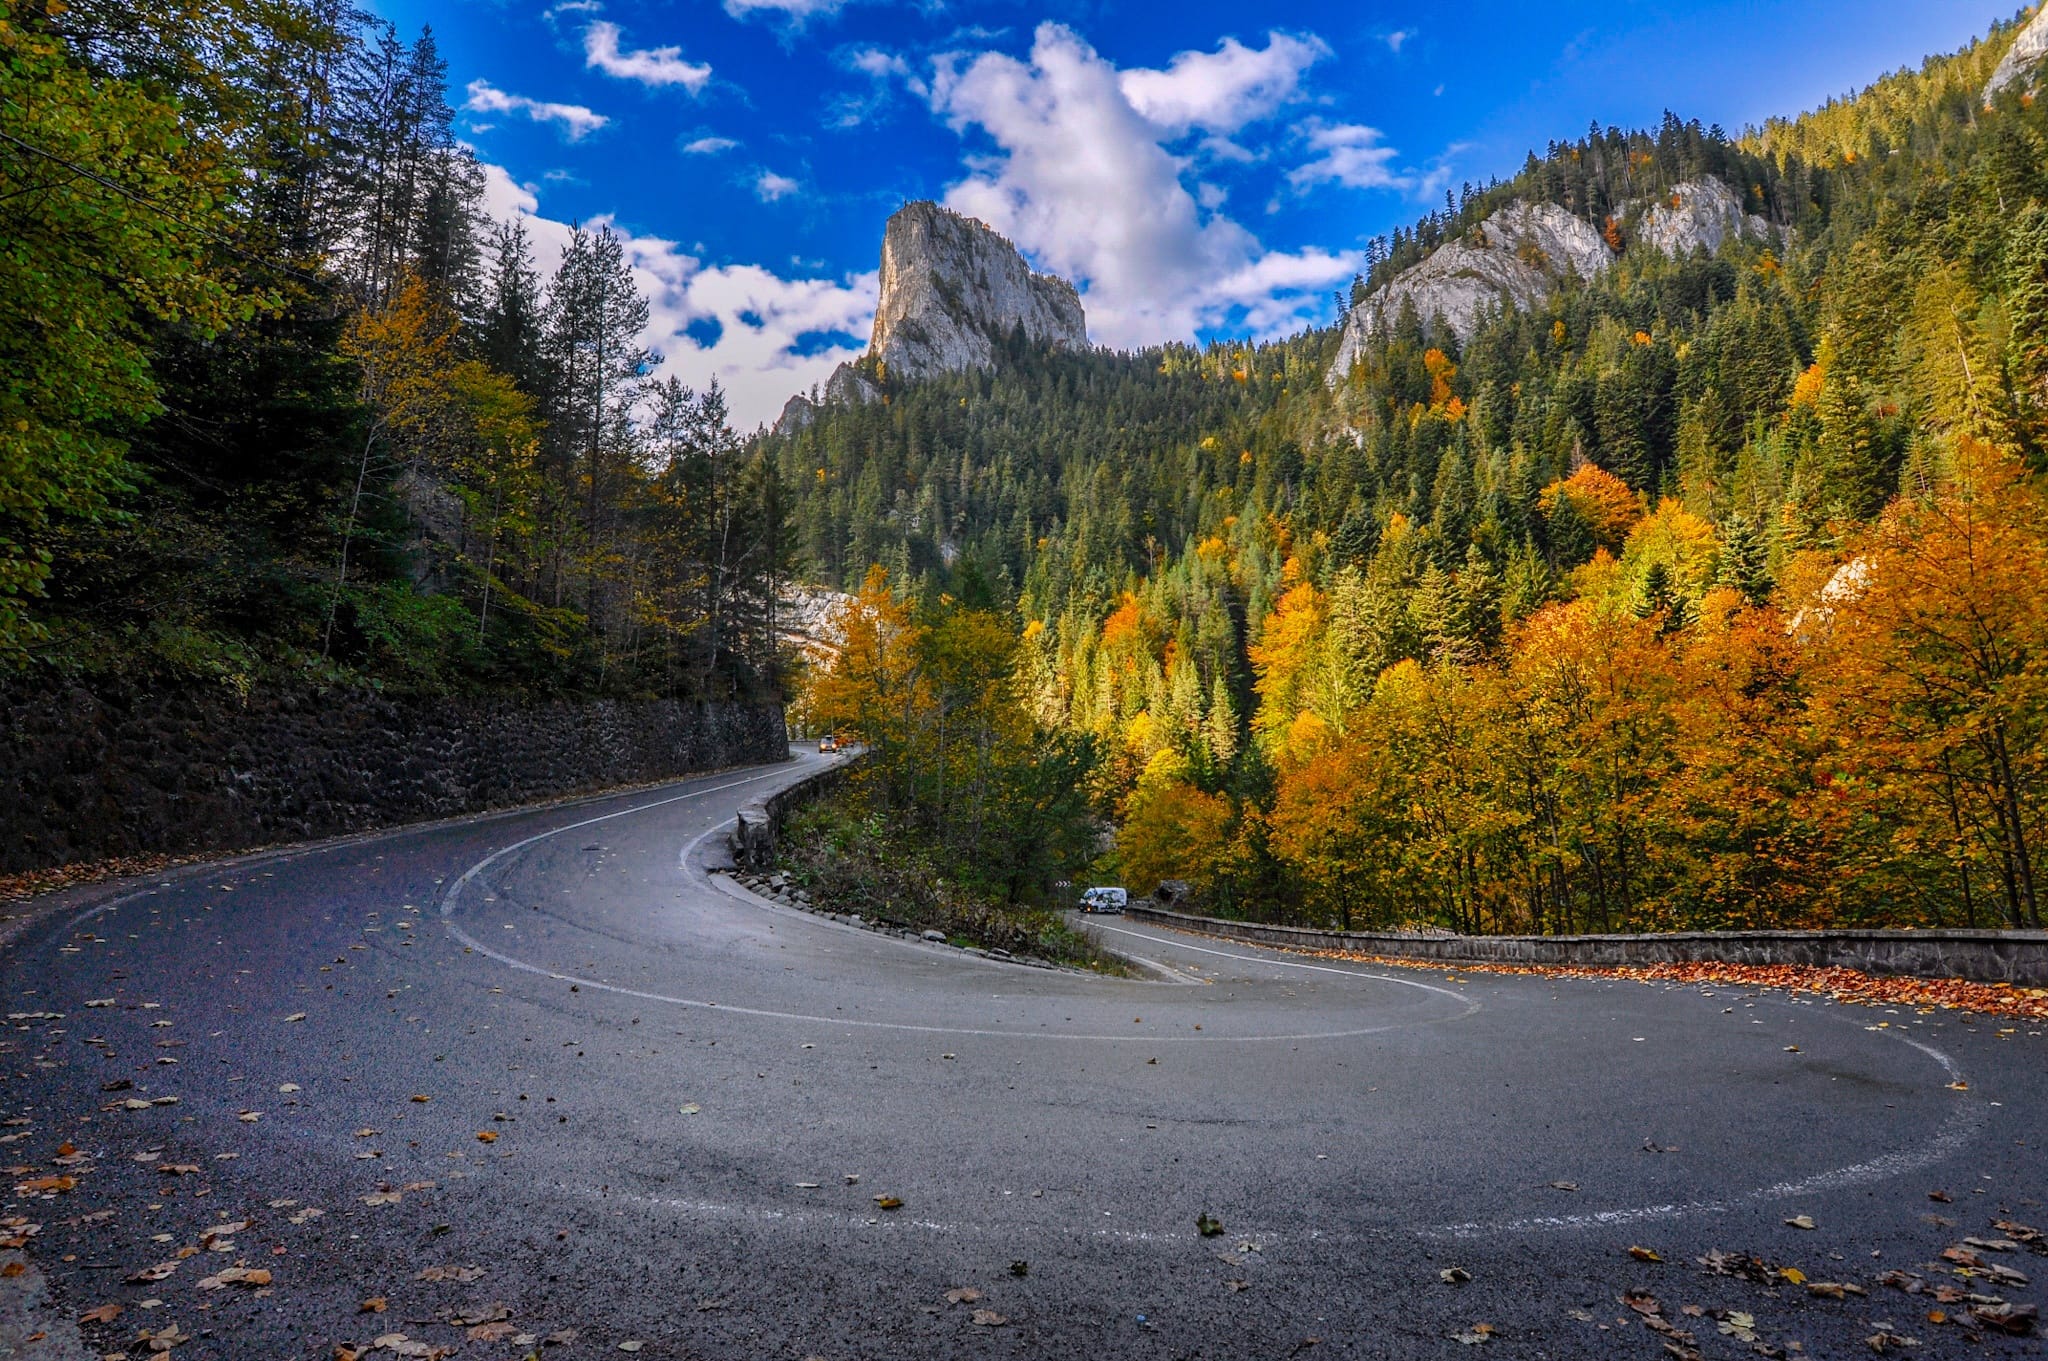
[1078,886,1127,914]
[818,735,839,753]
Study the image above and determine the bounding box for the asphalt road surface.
[1,749,2043,1359]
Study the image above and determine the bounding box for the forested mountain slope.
[781,6,2048,936]
[2,0,792,699]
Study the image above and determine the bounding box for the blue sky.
[374,0,2018,426]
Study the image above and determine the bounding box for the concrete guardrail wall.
[1125,905,2048,987]
[727,757,856,868]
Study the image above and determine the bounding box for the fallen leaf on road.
[283,1014,306,1023]
[1806,1281,1865,1299]
[1929,1189,1953,1203]
[1779,1266,1806,1284]
[970,1310,1007,1327]
[1971,1302,2038,1335]
[361,1192,401,1207]
[1785,1215,1816,1230]
[359,1298,387,1314]
[155,1164,200,1176]
[475,1131,497,1144]
[416,1265,483,1283]
[1627,1246,1662,1262]
[678,1104,700,1115]
[125,1261,180,1284]
[945,1288,981,1304]
[1994,1220,2045,1249]
[1197,1212,1224,1237]
[872,1195,902,1211]
[1549,1181,1579,1192]
[141,1322,186,1352]
[618,1343,644,1353]
[467,1322,517,1342]
[79,1303,122,1324]
[196,1266,271,1290]
[13,1176,74,1197]
[1440,1267,1471,1284]
[1451,1323,1494,1344]
[237,1111,261,1123]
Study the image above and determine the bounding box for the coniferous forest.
[2,0,792,700]
[782,12,2048,935]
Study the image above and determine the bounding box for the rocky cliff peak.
[1327,175,1777,385]
[770,202,1089,437]
[869,202,1088,382]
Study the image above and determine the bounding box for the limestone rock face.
[1328,202,1611,378]
[1636,178,1775,258]
[1328,176,1777,385]
[1986,7,2048,104]
[868,201,1088,382]
[772,361,881,436]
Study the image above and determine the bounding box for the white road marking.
[436,769,1480,1042]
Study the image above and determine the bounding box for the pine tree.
[1716,513,1771,603]
[544,223,654,617]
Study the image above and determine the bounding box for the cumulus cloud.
[1118,32,1327,137]
[682,136,739,155]
[755,170,800,201]
[1288,121,1405,192]
[480,163,873,429]
[930,23,1356,347]
[464,79,608,140]
[583,21,712,92]
[1383,29,1416,54]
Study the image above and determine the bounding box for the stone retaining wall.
[0,680,788,875]
[1125,906,2048,987]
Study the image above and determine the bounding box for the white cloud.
[829,45,928,128]
[464,79,609,140]
[1288,121,1404,192]
[544,0,603,24]
[930,23,1356,347]
[724,0,851,19]
[479,163,873,429]
[755,170,800,201]
[1118,32,1327,137]
[683,136,739,155]
[847,47,911,81]
[583,22,712,92]
[1384,29,1416,54]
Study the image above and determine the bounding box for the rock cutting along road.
[1,750,2043,1359]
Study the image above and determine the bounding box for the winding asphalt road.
[1,749,2043,1359]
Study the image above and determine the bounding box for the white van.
[1078,886,1127,914]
